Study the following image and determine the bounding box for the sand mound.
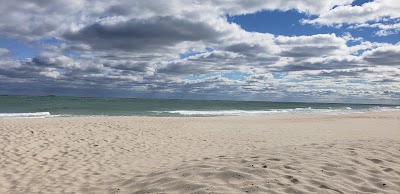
[118,140,400,194]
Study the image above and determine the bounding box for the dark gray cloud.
[280,56,361,71]
[0,60,42,79]
[280,45,340,58]
[158,51,279,75]
[373,78,400,83]
[363,45,400,66]
[103,62,151,73]
[157,62,209,75]
[31,56,65,68]
[64,16,224,51]
[158,51,241,75]
[224,43,269,56]
[305,69,372,78]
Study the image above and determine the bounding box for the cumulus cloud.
[0,0,355,40]
[303,0,400,25]
[281,56,363,71]
[0,48,10,56]
[275,34,349,57]
[280,45,341,58]
[63,16,227,52]
[349,22,400,36]
[363,44,400,65]
[159,51,250,75]
[304,68,372,78]
[302,0,400,36]
[0,0,399,103]
[205,0,353,15]
[0,0,85,40]
[275,34,346,45]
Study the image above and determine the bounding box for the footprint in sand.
[284,175,299,184]
[366,158,383,164]
[284,165,296,170]
[268,158,281,161]
[320,184,344,194]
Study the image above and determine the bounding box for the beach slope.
[1,112,399,193]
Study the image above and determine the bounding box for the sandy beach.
[1,111,399,193]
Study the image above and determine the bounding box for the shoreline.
[1,109,400,119]
[1,111,399,193]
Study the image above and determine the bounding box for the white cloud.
[275,34,349,58]
[40,70,61,79]
[0,0,85,40]
[349,22,400,36]
[305,0,400,24]
[207,0,353,15]
[0,48,10,56]
[302,0,400,28]
[275,33,346,45]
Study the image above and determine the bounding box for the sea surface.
[0,95,399,118]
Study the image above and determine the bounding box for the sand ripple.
[121,140,400,194]
[0,112,399,193]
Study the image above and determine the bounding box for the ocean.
[0,95,399,118]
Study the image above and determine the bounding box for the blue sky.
[227,10,400,44]
[0,0,399,104]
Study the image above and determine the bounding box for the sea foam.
[154,106,399,116]
[0,112,53,118]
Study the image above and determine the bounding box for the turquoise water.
[0,95,399,117]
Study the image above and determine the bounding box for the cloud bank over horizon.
[0,0,399,104]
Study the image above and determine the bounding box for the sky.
[0,0,399,104]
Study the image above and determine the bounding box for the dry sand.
[1,111,400,193]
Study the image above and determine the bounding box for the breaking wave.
[0,112,54,118]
